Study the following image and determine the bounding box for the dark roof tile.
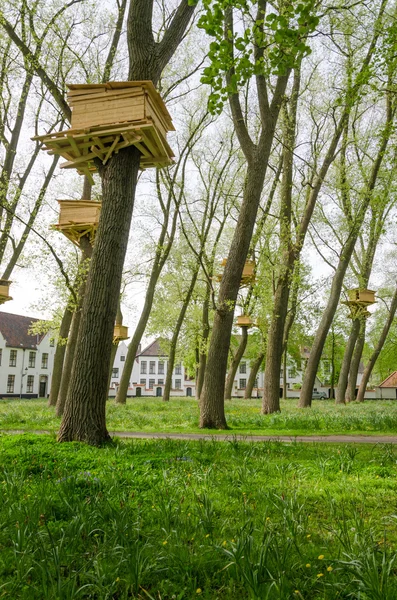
[0,312,46,349]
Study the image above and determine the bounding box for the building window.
[149,361,156,374]
[26,375,34,393]
[140,361,147,374]
[7,375,15,393]
[120,355,125,362]
[254,378,258,388]
[239,379,247,389]
[288,367,296,379]
[158,379,164,385]
[28,352,36,368]
[239,362,246,374]
[148,379,155,389]
[175,379,181,389]
[50,339,55,347]
[323,361,331,374]
[112,368,119,378]
[41,353,48,369]
[140,378,146,385]
[158,361,164,374]
[175,364,181,375]
[9,350,17,367]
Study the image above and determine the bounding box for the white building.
[0,312,55,398]
[108,338,196,397]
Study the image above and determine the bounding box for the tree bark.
[336,317,361,404]
[356,284,397,402]
[244,352,265,399]
[48,307,73,407]
[346,319,366,402]
[196,287,210,400]
[58,148,140,444]
[224,326,248,400]
[163,267,200,402]
[56,235,93,417]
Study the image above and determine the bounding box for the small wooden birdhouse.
[241,260,255,283]
[33,81,175,182]
[53,199,101,246]
[0,279,12,304]
[347,289,376,305]
[217,259,256,285]
[114,324,129,340]
[236,315,254,328]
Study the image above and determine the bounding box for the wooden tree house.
[114,324,129,341]
[53,200,102,246]
[33,81,175,184]
[216,259,256,284]
[0,280,12,304]
[236,315,255,328]
[342,288,376,318]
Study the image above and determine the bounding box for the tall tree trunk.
[56,235,93,417]
[262,68,300,414]
[58,148,141,443]
[346,319,366,402]
[200,157,273,429]
[330,326,336,400]
[356,284,397,401]
[48,307,73,407]
[224,326,248,400]
[336,317,361,404]
[196,287,210,400]
[163,268,199,402]
[282,349,288,400]
[244,352,265,399]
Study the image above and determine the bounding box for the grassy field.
[0,434,397,599]
[1,397,397,437]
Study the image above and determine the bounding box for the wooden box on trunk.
[218,259,256,284]
[347,289,376,305]
[114,325,129,340]
[236,315,254,327]
[67,81,174,140]
[53,200,101,246]
[0,279,12,304]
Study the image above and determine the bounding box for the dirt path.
[2,429,397,444]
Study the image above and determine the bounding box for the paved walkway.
[2,429,397,444]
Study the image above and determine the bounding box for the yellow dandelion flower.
[317,573,324,578]
[306,564,311,568]
[162,541,168,545]
[327,566,333,572]
[116,577,120,582]
[307,534,311,538]
[318,555,324,560]
[222,540,227,547]
[196,589,202,594]
[205,534,210,538]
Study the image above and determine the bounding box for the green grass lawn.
[1,434,397,598]
[1,397,397,437]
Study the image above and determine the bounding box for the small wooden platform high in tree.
[236,315,255,328]
[216,259,256,284]
[0,280,12,304]
[33,81,175,184]
[342,288,376,318]
[114,324,129,341]
[53,200,102,246]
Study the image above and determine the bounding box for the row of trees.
[1,0,397,443]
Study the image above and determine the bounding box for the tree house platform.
[236,315,254,328]
[0,280,12,304]
[114,324,129,340]
[52,200,101,246]
[33,82,175,184]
